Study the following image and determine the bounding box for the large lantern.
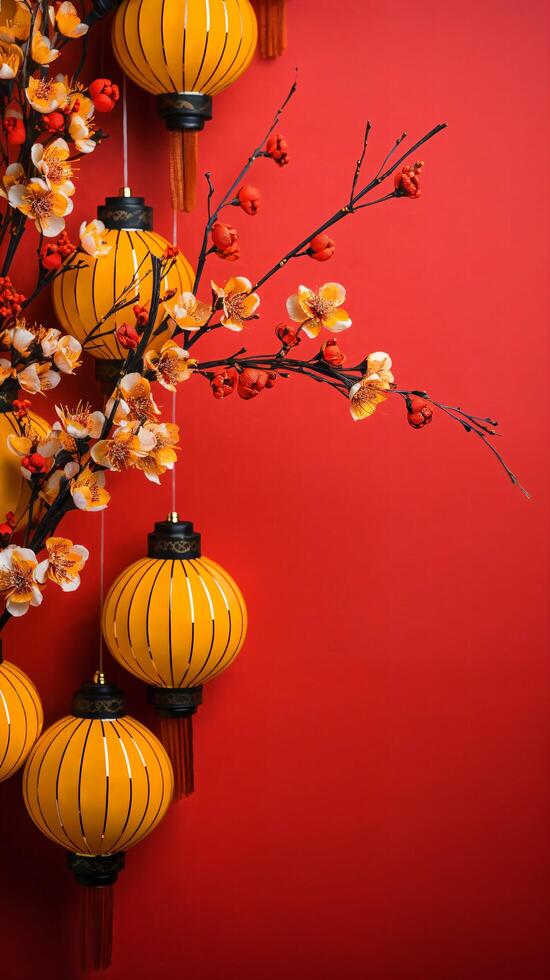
[102,515,247,799]
[112,0,258,211]
[0,409,50,529]
[51,189,193,384]
[0,646,43,782]
[23,674,173,971]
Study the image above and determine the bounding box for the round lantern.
[0,648,43,782]
[0,408,50,529]
[102,515,247,799]
[51,189,193,382]
[112,0,258,211]
[23,674,173,972]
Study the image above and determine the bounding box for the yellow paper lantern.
[0,409,50,529]
[102,515,247,799]
[112,0,258,210]
[0,654,43,782]
[23,675,173,971]
[51,190,193,376]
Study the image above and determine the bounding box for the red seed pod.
[116,323,140,350]
[276,324,301,348]
[89,79,120,112]
[320,339,346,366]
[394,161,424,199]
[211,222,240,260]
[237,368,276,400]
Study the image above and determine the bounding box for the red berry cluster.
[0,276,25,320]
[0,511,16,540]
[89,79,120,113]
[406,394,433,428]
[13,398,31,419]
[211,222,240,261]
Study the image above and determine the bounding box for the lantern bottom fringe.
[160,714,195,799]
[169,130,198,212]
[256,0,287,58]
[81,884,114,973]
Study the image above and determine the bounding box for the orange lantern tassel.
[160,715,196,800]
[256,0,287,59]
[81,882,114,973]
[169,131,199,213]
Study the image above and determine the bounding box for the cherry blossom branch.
[192,72,298,295]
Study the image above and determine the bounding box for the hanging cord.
[171,208,178,513]
[122,75,129,188]
[97,509,106,679]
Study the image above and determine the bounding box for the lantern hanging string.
[171,208,178,513]
[122,75,129,189]
[98,509,105,676]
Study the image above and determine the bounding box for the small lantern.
[112,0,258,211]
[102,515,247,799]
[23,675,173,971]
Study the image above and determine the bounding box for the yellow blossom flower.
[35,536,89,592]
[164,291,211,331]
[31,31,59,66]
[1,320,35,354]
[348,355,395,422]
[0,162,25,200]
[53,335,81,373]
[0,545,42,617]
[79,219,111,257]
[0,1,31,43]
[91,426,156,472]
[17,361,61,394]
[8,177,72,236]
[135,422,179,483]
[26,75,67,113]
[31,139,75,196]
[70,470,110,511]
[144,341,197,390]
[286,283,351,339]
[69,113,96,154]
[106,373,160,424]
[55,2,88,37]
[211,276,260,332]
[55,402,105,440]
[0,38,22,79]
[0,358,14,385]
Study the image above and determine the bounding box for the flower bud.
[211,222,240,260]
[89,78,120,112]
[276,324,301,348]
[42,111,65,133]
[308,233,335,262]
[236,185,261,215]
[133,304,149,326]
[406,394,433,428]
[321,339,346,366]
[211,367,238,399]
[39,242,63,271]
[116,322,140,350]
[21,452,48,475]
[237,368,276,400]
[4,116,25,145]
[394,161,424,199]
[265,132,289,166]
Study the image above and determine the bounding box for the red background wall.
[1,1,549,977]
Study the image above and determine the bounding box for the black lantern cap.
[157,92,213,132]
[148,685,203,718]
[72,678,126,719]
[68,851,126,887]
[97,189,153,231]
[148,514,202,559]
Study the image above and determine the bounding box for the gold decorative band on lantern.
[148,685,203,718]
[147,516,202,559]
[72,680,126,719]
